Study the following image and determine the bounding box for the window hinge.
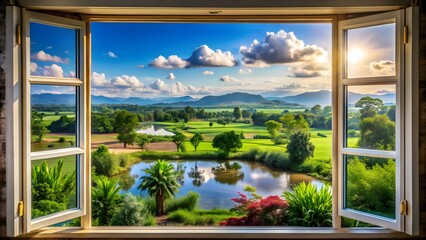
[16,24,21,45]
[403,26,408,44]
[18,201,24,217]
[400,199,408,215]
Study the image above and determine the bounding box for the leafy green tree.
[138,160,181,216]
[387,105,396,122]
[265,120,282,143]
[172,132,187,152]
[358,114,395,150]
[31,160,75,218]
[212,131,242,157]
[91,145,114,176]
[355,96,383,119]
[241,110,251,119]
[189,133,204,152]
[31,111,49,142]
[136,134,150,150]
[310,104,323,115]
[217,119,228,127]
[209,121,214,127]
[251,112,268,126]
[233,107,242,120]
[48,115,76,133]
[279,113,309,131]
[92,114,113,134]
[92,176,122,226]
[286,130,315,164]
[114,110,139,148]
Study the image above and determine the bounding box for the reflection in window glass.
[31,156,77,219]
[346,85,396,150]
[30,22,77,78]
[347,23,395,78]
[31,85,77,152]
[345,155,395,219]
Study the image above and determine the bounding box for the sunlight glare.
[348,48,363,64]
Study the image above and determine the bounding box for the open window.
[22,10,87,232]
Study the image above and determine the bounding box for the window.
[5,6,419,238]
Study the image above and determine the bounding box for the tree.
[279,113,309,131]
[286,130,315,164]
[233,107,242,120]
[264,120,282,140]
[114,110,139,148]
[92,114,113,134]
[92,176,122,226]
[212,131,242,157]
[387,105,396,122]
[138,160,181,216]
[358,114,395,150]
[172,133,187,152]
[310,104,323,115]
[209,121,214,127]
[189,133,204,152]
[251,112,268,126]
[242,110,251,119]
[48,115,76,133]
[217,119,228,127]
[31,111,49,142]
[91,145,114,176]
[355,96,383,119]
[136,134,150,150]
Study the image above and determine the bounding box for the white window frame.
[5,5,419,238]
[21,10,88,233]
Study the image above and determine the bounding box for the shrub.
[244,149,291,170]
[220,195,288,226]
[91,145,115,176]
[165,191,199,213]
[58,137,66,142]
[111,194,156,226]
[317,132,327,138]
[253,135,271,139]
[91,176,122,226]
[347,130,359,138]
[47,144,54,148]
[283,182,332,227]
[299,158,332,180]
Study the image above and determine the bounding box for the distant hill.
[31,93,76,105]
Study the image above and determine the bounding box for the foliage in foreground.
[92,176,122,226]
[168,209,236,226]
[283,182,332,227]
[32,160,75,218]
[111,194,156,226]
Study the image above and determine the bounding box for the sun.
[348,48,364,63]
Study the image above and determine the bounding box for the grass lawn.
[32,155,77,175]
[40,111,75,126]
[167,209,238,225]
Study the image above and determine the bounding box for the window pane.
[345,85,396,150]
[344,155,396,219]
[31,156,78,219]
[31,85,77,152]
[30,22,77,78]
[347,23,395,78]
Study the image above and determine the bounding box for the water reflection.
[118,160,327,209]
[136,124,175,136]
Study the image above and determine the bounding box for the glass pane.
[31,156,78,219]
[31,85,77,152]
[345,85,396,150]
[344,155,396,219]
[347,23,395,78]
[30,22,77,78]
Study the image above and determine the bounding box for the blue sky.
[29,22,396,98]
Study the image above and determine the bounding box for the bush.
[92,145,115,176]
[253,135,271,139]
[317,132,327,138]
[299,158,332,180]
[47,144,55,148]
[111,194,156,226]
[244,149,291,170]
[58,137,66,142]
[283,182,332,227]
[347,130,359,138]
[165,191,199,213]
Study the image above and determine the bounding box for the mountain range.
[31,90,396,107]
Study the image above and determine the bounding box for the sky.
[29,22,396,98]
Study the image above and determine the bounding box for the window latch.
[403,26,408,44]
[16,24,21,45]
[400,199,408,215]
[18,201,24,217]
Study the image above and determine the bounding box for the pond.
[117,160,328,209]
[136,124,175,136]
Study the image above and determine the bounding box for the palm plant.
[92,175,122,226]
[138,160,181,216]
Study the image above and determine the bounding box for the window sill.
[22,227,410,239]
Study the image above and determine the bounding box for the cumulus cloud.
[67,71,76,78]
[219,75,239,83]
[32,51,69,64]
[42,64,64,77]
[203,70,214,75]
[107,51,118,58]
[369,60,395,75]
[279,82,307,89]
[167,73,176,80]
[91,72,110,87]
[239,68,252,74]
[149,79,167,91]
[111,75,143,88]
[149,55,189,69]
[30,62,38,73]
[149,45,237,69]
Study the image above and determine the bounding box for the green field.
[40,111,75,125]
[203,108,306,114]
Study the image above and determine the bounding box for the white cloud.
[32,51,69,64]
[219,75,239,83]
[111,75,142,88]
[107,51,118,58]
[149,55,189,69]
[91,72,110,87]
[203,70,214,75]
[239,68,252,74]
[167,73,176,80]
[149,45,237,69]
[369,60,395,76]
[42,64,64,77]
[67,71,76,78]
[30,62,38,73]
[149,79,167,91]
[137,64,145,69]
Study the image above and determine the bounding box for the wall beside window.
[0,1,425,238]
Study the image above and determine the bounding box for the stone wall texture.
[0,1,425,239]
